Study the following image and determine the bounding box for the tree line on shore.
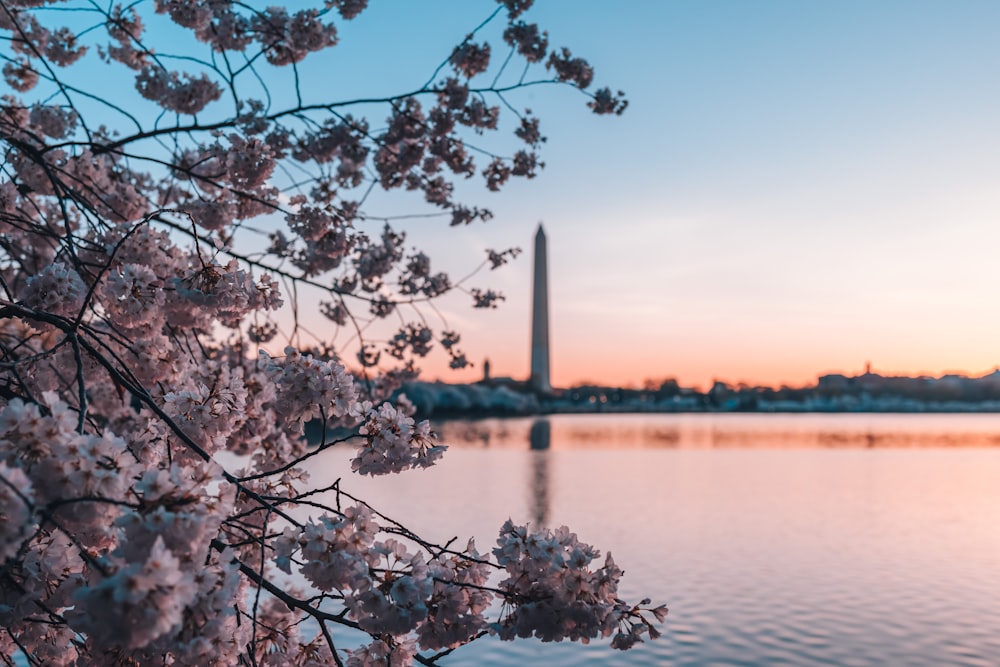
[402,369,1000,417]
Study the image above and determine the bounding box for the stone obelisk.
[530,224,551,393]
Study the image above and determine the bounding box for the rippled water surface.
[311,413,1000,666]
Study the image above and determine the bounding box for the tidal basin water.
[312,413,1000,666]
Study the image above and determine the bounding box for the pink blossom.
[503,21,548,62]
[497,0,535,19]
[346,637,417,667]
[135,66,222,115]
[19,262,87,317]
[328,0,370,20]
[353,402,445,475]
[155,0,212,31]
[225,133,275,189]
[258,346,360,432]
[45,26,87,65]
[546,47,594,88]
[3,59,38,91]
[70,537,198,649]
[450,41,491,78]
[99,263,166,330]
[253,8,338,66]
[28,104,78,138]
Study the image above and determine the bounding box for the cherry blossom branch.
[0,3,654,663]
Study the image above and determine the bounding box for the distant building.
[817,374,850,391]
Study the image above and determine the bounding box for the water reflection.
[305,413,1000,666]
[433,413,1000,450]
[528,418,551,450]
[528,419,551,528]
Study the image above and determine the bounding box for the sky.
[350,0,1000,390]
[37,1,1000,390]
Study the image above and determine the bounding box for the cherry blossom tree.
[0,1,662,665]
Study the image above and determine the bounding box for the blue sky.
[28,0,1000,388]
[376,0,1000,388]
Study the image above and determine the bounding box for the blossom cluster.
[353,402,446,475]
[418,539,495,650]
[258,346,361,432]
[274,515,488,657]
[0,390,255,663]
[272,516,666,662]
[493,520,668,648]
[18,262,87,317]
[162,364,250,453]
[70,537,199,649]
[136,66,223,114]
[174,259,284,327]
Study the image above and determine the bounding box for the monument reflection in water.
[528,418,550,529]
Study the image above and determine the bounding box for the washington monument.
[530,224,551,392]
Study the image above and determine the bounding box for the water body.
[310,413,1000,666]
